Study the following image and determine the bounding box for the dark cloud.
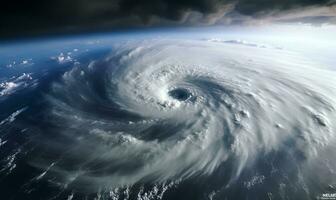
[236,0,332,14]
[1,0,335,38]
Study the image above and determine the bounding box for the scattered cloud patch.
[206,38,283,50]
[0,73,35,97]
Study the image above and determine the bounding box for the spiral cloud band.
[26,39,336,199]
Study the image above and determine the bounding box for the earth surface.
[0,26,336,200]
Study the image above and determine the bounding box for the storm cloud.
[1,0,336,37]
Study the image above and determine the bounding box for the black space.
[1,0,334,38]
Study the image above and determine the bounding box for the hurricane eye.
[168,88,191,101]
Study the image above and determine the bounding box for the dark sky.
[1,0,335,38]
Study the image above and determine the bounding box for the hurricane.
[1,37,336,200]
